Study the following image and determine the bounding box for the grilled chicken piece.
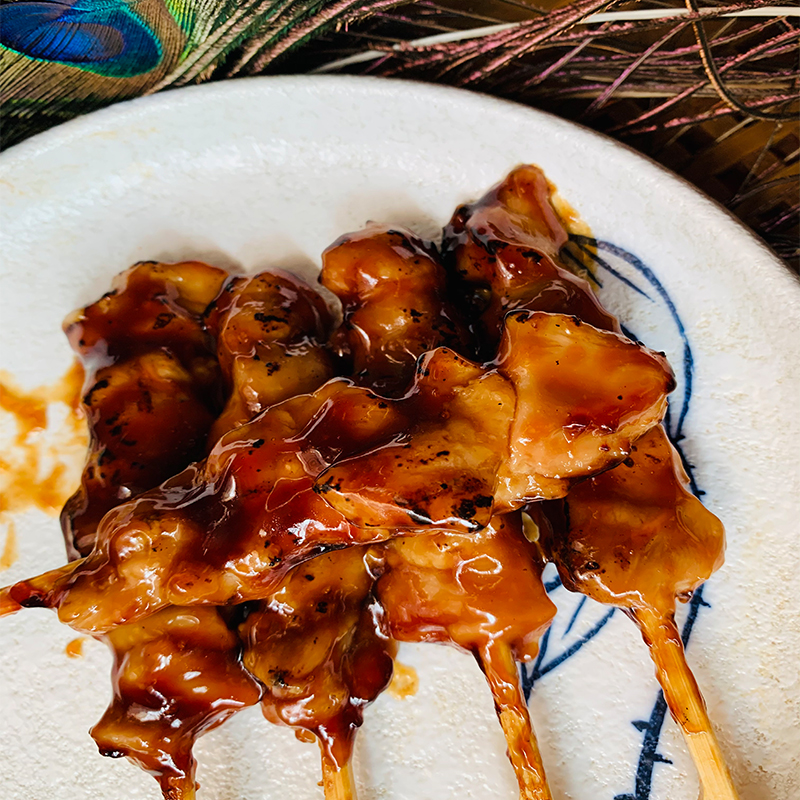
[91,606,262,800]
[240,547,395,787]
[540,425,724,615]
[61,261,228,558]
[317,310,673,527]
[377,514,556,800]
[444,164,735,800]
[205,270,334,444]
[320,225,471,396]
[442,164,618,353]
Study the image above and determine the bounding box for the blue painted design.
[522,605,616,697]
[544,574,562,593]
[519,235,712,800]
[572,239,653,300]
[0,0,161,77]
[574,236,694,440]
[614,590,711,800]
[563,595,587,638]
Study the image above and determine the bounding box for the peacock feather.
[0,0,403,144]
[0,1,795,266]
[0,0,166,76]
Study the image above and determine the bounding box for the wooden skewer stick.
[0,561,77,616]
[634,606,739,800]
[177,781,196,800]
[320,749,357,800]
[480,642,553,800]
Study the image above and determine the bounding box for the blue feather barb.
[0,0,161,76]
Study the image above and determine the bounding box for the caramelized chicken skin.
[240,547,395,770]
[379,515,553,664]
[539,424,725,615]
[205,270,334,444]
[61,261,229,558]
[92,606,262,800]
[320,225,471,395]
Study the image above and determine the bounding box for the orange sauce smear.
[0,361,88,570]
[65,637,86,659]
[387,662,419,700]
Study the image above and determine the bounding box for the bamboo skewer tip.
[635,607,739,800]
[482,641,553,800]
[320,750,356,800]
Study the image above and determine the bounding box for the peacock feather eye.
[0,0,162,77]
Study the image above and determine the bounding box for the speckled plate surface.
[0,76,798,800]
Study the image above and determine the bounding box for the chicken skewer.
[204,256,389,800]
[375,517,555,800]
[55,260,260,798]
[59,265,335,798]
[534,426,735,799]
[441,163,737,800]
[1,307,672,635]
[232,224,473,799]
[61,260,229,559]
[320,227,555,800]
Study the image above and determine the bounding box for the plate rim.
[1,73,798,305]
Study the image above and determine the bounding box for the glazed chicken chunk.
[321,224,471,395]
[205,270,334,444]
[240,547,395,783]
[61,260,228,558]
[92,606,262,800]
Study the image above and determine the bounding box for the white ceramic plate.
[0,76,798,800]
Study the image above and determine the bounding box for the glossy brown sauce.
[0,521,18,572]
